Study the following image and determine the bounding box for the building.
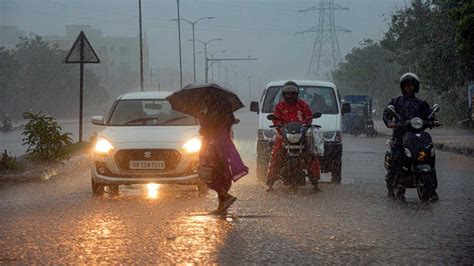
[43,25,149,86]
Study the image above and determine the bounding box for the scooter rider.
[383,73,440,200]
[266,81,321,192]
[1,111,12,130]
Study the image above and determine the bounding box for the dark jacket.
[383,95,433,137]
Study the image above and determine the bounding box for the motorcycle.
[267,112,322,192]
[384,104,440,202]
[0,119,13,132]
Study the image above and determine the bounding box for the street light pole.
[194,38,222,83]
[207,50,226,83]
[176,0,183,89]
[138,0,144,91]
[172,17,215,83]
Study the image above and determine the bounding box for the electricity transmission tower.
[298,0,350,79]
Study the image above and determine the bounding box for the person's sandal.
[218,195,237,214]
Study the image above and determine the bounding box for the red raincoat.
[267,99,321,183]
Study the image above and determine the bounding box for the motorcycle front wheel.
[416,174,435,202]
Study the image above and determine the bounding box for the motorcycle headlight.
[94,138,114,155]
[182,137,202,154]
[286,133,302,143]
[404,147,412,158]
[410,117,423,129]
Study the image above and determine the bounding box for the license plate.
[129,160,165,170]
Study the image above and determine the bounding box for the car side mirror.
[250,101,259,114]
[91,116,105,125]
[267,114,275,120]
[342,102,351,114]
[312,112,322,119]
[432,104,440,113]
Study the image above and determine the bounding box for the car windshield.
[262,86,339,114]
[108,99,197,126]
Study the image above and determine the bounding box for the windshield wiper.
[124,117,158,125]
[156,116,189,126]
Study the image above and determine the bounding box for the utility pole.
[194,39,223,83]
[297,0,350,79]
[171,16,215,83]
[138,0,144,91]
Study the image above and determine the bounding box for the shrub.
[0,149,20,171]
[22,112,73,161]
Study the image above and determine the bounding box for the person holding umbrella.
[167,84,248,215]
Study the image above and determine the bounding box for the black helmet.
[282,81,299,93]
[399,72,420,94]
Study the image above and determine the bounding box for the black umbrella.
[166,83,244,117]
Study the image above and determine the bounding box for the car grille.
[114,149,181,171]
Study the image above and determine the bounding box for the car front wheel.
[91,178,105,197]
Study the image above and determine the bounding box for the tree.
[450,0,474,79]
[0,36,109,119]
[332,39,400,108]
[380,0,469,124]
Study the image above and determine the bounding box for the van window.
[262,86,339,114]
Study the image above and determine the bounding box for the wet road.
[1,115,474,264]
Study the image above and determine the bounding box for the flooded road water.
[1,113,473,264]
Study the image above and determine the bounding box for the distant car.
[90,91,207,196]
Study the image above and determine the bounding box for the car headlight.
[94,138,114,154]
[410,117,423,129]
[182,137,202,154]
[286,133,302,143]
[430,146,435,157]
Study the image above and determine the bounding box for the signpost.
[469,82,474,122]
[64,31,100,142]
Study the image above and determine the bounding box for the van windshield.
[262,86,339,114]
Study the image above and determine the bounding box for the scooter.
[0,119,13,132]
[384,104,440,202]
[267,112,322,192]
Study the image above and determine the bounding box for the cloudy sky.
[1,0,409,92]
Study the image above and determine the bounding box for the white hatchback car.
[90,91,206,196]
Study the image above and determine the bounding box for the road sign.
[65,31,100,64]
[64,31,101,143]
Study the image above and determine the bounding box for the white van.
[250,80,351,183]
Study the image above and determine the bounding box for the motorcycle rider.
[383,73,440,200]
[1,111,12,130]
[266,81,321,192]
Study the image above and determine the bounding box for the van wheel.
[330,160,342,184]
[91,178,105,197]
[256,158,269,182]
